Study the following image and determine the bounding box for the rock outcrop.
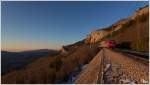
[85,28,111,44]
[84,5,148,44]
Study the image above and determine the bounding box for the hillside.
[2,44,99,83]
[85,5,149,52]
[111,6,149,52]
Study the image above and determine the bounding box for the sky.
[1,1,148,51]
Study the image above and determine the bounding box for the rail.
[74,48,149,84]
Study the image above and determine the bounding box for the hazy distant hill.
[1,49,59,75]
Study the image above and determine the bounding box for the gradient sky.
[1,1,148,51]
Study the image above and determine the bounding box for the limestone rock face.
[85,29,111,44]
[84,19,127,44]
[84,16,129,44]
[84,5,148,44]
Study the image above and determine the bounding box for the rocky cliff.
[84,5,149,45]
[85,28,111,44]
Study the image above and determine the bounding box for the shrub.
[138,13,149,22]
[49,57,62,70]
[116,42,131,49]
[48,69,56,83]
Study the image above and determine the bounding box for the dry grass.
[103,12,149,52]
[2,44,99,84]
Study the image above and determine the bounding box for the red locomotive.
[100,40,116,48]
[105,40,116,48]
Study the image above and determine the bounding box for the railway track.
[114,49,149,66]
[75,48,149,84]
[102,48,149,84]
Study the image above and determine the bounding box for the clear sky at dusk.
[1,1,148,51]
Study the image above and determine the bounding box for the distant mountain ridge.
[1,49,60,75]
